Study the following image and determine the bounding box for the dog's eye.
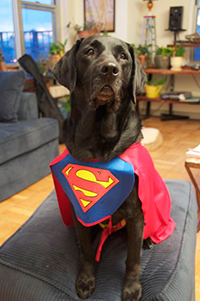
[120,53,127,60]
[85,48,95,56]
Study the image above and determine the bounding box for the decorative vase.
[154,55,170,69]
[144,84,163,98]
[170,57,183,71]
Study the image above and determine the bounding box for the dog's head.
[54,36,146,111]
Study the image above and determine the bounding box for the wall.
[59,0,200,119]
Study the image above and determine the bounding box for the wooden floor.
[0,117,200,298]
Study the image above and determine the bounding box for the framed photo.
[84,0,115,32]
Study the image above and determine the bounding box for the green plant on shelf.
[173,45,186,57]
[49,39,67,56]
[156,46,173,56]
[147,77,167,86]
[136,44,151,56]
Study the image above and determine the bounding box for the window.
[21,0,57,60]
[194,0,200,61]
[0,0,16,63]
[0,0,57,63]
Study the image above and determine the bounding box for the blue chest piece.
[51,154,135,226]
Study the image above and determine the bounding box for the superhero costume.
[50,142,175,261]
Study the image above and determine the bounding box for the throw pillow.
[0,70,26,122]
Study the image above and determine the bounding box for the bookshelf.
[137,68,200,120]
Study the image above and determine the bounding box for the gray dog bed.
[0,180,197,301]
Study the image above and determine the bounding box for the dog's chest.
[51,152,135,227]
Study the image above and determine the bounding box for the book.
[161,91,193,100]
[186,144,200,158]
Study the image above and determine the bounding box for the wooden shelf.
[138,67,200,119]
[168,43,200,48]
[136,95,200,105]
[145,68,200,75]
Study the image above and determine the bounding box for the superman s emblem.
[62,164,119,213]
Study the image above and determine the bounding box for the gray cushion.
[0,180,197,300]
[0,139,59,202]
[0,118,59,164]
[0,70,26,122]
[18,93,38,121]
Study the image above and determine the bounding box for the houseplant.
[0,50,6,71]
[170,45,186,71]
[67,21,101,38]
[154,46,173,69]
[132,44,151,67]
[48,39,67,69]
[144,77,167,98]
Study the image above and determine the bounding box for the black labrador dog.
[54,36,147,301]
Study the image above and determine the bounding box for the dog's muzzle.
[89,85,115,109]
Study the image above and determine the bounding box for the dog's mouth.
[89,85,115,109]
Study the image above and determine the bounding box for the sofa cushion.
[0,139,59,202]
[0,180,197,301]
[0,70,26,122]
[0,118,59,164]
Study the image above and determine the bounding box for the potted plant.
[144,77,167,98]
[154,46,173,69]
[67,21,101,38]
[0,50,6,71]
[132,44,151,67]
[49,39,67,69]
[170,45,186,71]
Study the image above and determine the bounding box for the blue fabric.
[51,155,134,225]
[0,70,26,122]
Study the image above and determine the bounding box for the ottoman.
[0,180,197,301]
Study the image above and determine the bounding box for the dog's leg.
[71,205,95,299]
[122,177,144,301]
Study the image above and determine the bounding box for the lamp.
[143,0,158,15]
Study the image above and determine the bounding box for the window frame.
[191,1,200,63]
[11,0,59,62]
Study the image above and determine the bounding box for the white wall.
[59,0,200,119]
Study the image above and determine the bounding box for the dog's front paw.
[76,270,95,299]
[122,281,142,301]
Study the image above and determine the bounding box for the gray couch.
[0,70,59,202]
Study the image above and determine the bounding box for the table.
[185,157,200,231]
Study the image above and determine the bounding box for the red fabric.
[50,143,175,246]
[119,142,175,243]
[50,148,74,226]
[95,218,124,261]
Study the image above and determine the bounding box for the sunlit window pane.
[194,8,200,61]
[22,9,53,60]
[0,0,16,63]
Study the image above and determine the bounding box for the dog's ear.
[128,44,147,104]
[53,39,83,91]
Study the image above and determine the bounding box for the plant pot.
[78,30,97,38]
[170,56,183,71]
[48,54,61,70]
[144,84,163,98]
[137,55,148,67]
[154,55,170,69]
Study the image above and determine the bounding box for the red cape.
[50,143,175,244]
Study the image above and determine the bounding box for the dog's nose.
[100,62,119,78]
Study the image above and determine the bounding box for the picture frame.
[84,0,115,32]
